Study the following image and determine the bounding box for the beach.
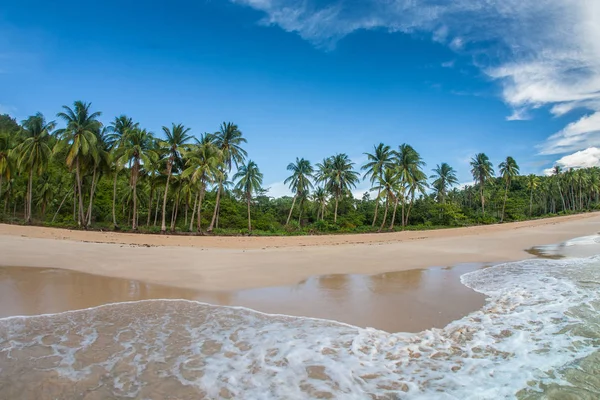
[2,213,600,398]
[0,212,599,292]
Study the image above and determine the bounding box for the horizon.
[2,1,599,197]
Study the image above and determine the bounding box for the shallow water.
[0,264,485,332]
[1,236,600,399]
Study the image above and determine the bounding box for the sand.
[1,212,599,292]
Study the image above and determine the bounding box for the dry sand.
[1,212,599,292]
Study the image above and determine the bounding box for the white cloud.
[233,0,600,162]
[551,147,600,170]
[0,104,17,115]
[441,60,455,68]
[264,180,292,198]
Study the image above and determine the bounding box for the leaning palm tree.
[361,143,393,226]
[526,174,540,216]
[107,115,139,228]
[470,153,494,217]
[207,122,247,232]
[182,134,222,232]
[498,156,520,222]
[115,128,157,230]
[233,160,263,232]
[322,153,359,223]
[17,113,55,223]
[430,162,458,203]
[284,157,314,225]
[55,101,102,227]
[159,123,192,232]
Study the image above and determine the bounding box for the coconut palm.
[394,144,426,226]
[498,156,520,222]
[17,113,55,223]
[526,174,540,216]
[207,122,247,232]
[84,127,111,227]
[55,101,102,227]
[320,153,359,223]
[552,165,567,212]
[107,115,139,228]
[312,186,328,221]
[233,160,263,232]
[284,157,314,225]
[0,132,14,204]
[183,134,222,232]
[470,153,494,217]
[361,143,393,226]
[372,168,401,231]
[159,123,192,232]
[115,128,158,230]
[430,162,458,203]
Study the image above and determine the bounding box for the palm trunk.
[132,164,138,230]
[247,193,252,232]
[86,166,98,227]
[189,191,199,231]
[53,190,72,223]
[112,170,119,228]
[197,185,205,233]
[401,200,405,228]
[207,183,222,232]
[480,184,485,217]
[557,180,566,212]
[389,196,399,230]
[378,196,389,232]
[372,187,381,226]
[334,197,339,223]
[154,189,161,226]
[406,193,415,226]
[26,168,33,223]
[286,195,297,225]
[320,199,325,221]
[529,189,534,217]
[171,188,181,231]
[75,157,85,227]
[501,180,509,223]
[160,163,172,233]
[147,181,154,227]
[298,198,303,226]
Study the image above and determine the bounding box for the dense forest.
[0,101,598,236]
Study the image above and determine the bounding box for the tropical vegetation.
[0,105,599,236]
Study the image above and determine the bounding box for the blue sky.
[2,0,600,197]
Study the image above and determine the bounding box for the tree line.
[0,102,598,235]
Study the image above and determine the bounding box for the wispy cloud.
[233,0,600,165]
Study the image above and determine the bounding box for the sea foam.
[1,257,600,398]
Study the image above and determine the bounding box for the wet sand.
[0,264,486,332]
[1,213,600,294]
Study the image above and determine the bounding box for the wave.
[1,257,600,398]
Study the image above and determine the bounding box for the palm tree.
[526,174,540,216]
[207,122,247,232]
[115,128,157,230]
[55,101,102,227]
[312,186,328,221]
[233,160,263,232]
[361,143,393,226]
[470,153,494,217]
[17,113,55,223]
[394,144,426,226]
[84,127,110,227]
[372,167,401,231]
[159,123,192,232]
[498,156,520,222]
[552,165,567,212]
[0,132,14,207]
[430,162,458,203]
[183,134,222,232]
[284,157,314,225]
[107,115,139,228]
[321,153,359,223]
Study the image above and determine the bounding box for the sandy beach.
[1,212,599,292]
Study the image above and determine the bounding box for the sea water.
[1,254,599,398]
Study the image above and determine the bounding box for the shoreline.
[1,212,599,292]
